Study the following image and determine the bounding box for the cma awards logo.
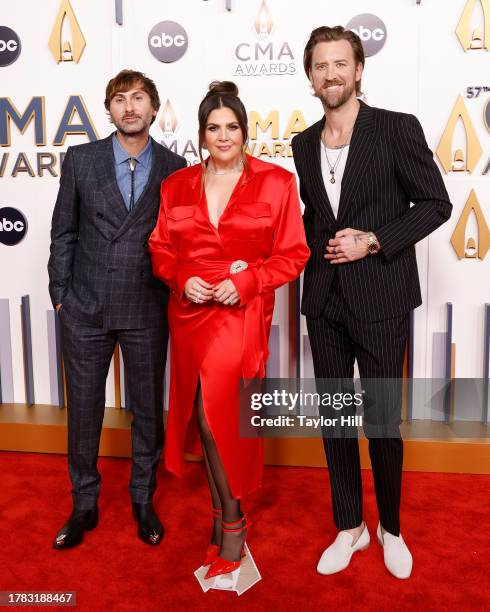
[436,96,489,175]
[157,100,198,161]
[455,0,489,51]
[0,96,98,178]
[48,0,86,63]
[247,109,306,158]
[233,0,296,77]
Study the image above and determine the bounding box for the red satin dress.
[149,155,310,498]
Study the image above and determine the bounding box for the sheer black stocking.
[196,385,246,562]
[201,444,222,547]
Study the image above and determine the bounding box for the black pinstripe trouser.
[60,309,167,509]
[306,278,408,536]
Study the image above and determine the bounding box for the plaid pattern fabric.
[60,308,168,507]
[48,135,187,329]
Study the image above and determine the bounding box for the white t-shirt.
[320,141,350,218]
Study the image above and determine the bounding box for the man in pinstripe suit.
[48,70,186,549]
[292,27,452,579]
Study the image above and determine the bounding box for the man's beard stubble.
[113,114,149,137]
[317,80,356,110]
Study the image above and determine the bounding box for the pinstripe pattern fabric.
[61,308,168,508]
[294,102,451,537]
[292,101,452,321]
[48,135,187,329]
[307,278,407,535]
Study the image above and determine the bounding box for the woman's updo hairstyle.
[197,80,248,166]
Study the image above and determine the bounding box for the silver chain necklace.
[322,144,347,184]
[321,129,352,184]
[207,159,244,175]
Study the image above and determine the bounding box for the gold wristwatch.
[366,232,380,255]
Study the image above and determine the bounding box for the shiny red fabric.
[149,155,310,498]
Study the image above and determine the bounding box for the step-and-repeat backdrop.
[0,0,489,418]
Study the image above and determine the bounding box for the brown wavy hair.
[104,69,160,124]
[303,26,365,96]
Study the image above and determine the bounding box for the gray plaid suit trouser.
[60,308,168,509]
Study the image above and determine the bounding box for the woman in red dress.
[149,81,309,578]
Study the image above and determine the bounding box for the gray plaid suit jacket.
[292,101,453,322]
[48,134,186,329]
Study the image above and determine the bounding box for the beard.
[113,114,149,136]
[316,79,356,110]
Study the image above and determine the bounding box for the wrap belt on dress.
[177,258,268,379]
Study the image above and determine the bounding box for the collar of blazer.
[94,134,170,236]
[302,100,378,227]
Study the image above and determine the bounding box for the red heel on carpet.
[204,514,251,579]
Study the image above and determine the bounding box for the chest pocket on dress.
[167,205,196,220]
[235,202,272,241]
[166,205,196,242]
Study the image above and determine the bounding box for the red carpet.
[0,451,488,611]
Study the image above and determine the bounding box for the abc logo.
[148,21,188,63]
[0,207,28,246]
[0,26,21,67]
[346,14,387,57]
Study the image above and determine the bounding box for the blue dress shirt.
[112,133,153,211]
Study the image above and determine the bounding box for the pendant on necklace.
[330,177,336,184]
[329,169,335,184]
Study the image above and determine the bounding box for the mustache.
[122,114,141,120]
[322,80,344,88]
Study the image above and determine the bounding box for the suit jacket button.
[96,212,104,219]
[108,268,115,273]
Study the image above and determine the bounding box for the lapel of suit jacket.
[303,116,337,227]
[336,100,377,226]
[94,134,129,224]
[113,138,168,240]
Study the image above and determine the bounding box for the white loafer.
[317,523,370,575]
[377,522,413,579]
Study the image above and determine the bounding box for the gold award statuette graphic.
[254,0,273,38]
[435,96,483,173]
[159,100,178,141]
[48,0,86,63]
[451,190,490,260]
[456,0,490,51]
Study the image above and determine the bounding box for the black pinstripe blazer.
[292,101,452,321]
[48,134,186,329]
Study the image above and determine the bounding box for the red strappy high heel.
[204,514,251,579]
[202,508,222,566]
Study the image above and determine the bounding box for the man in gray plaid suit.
[48,70,186,549]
